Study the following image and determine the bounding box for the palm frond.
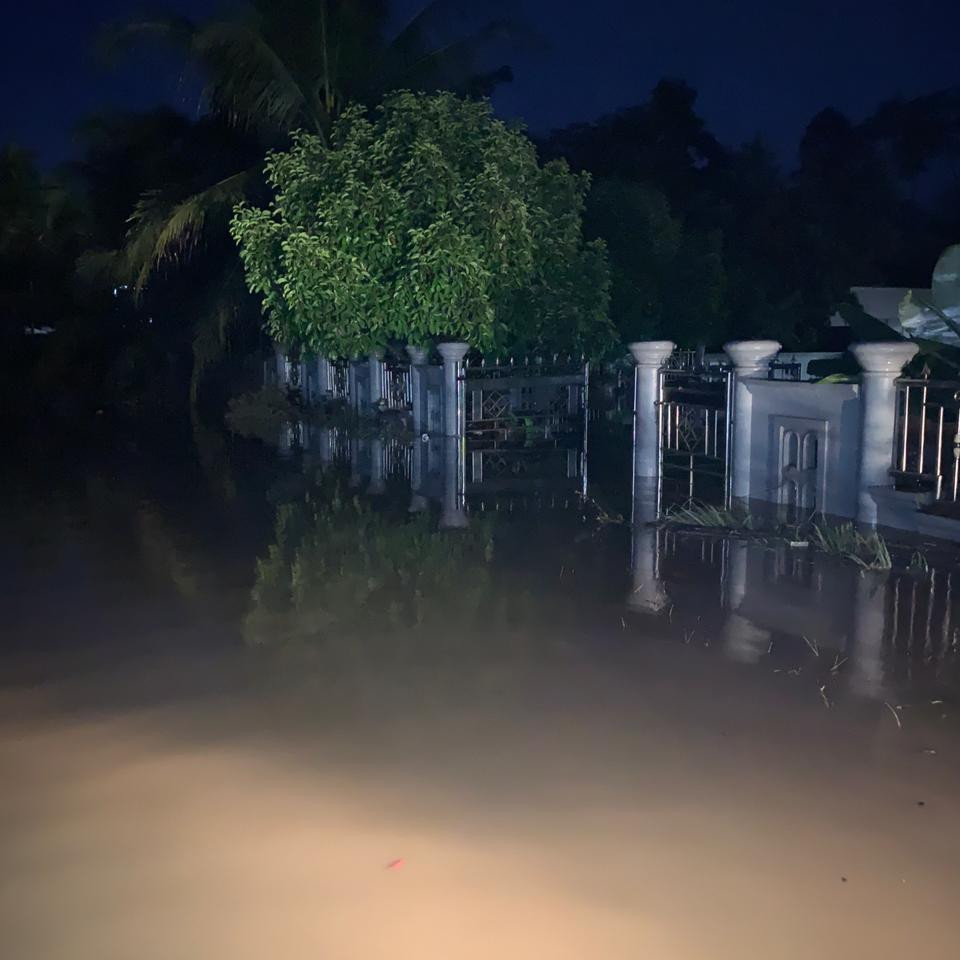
[386,23,515,95]
[107,15,323,136]
[123,169,254,293]
[189,20,324,133]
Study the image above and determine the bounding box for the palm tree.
[97,0,521,403]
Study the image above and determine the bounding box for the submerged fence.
[460,355,589,441]
[657,365,732,501]
[893,378,960,502]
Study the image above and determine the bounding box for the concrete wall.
[741,379,862,518]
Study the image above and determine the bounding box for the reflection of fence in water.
[381,438,413,480]
[893,379,960,502]
[657,527,960,677]
[886,568,959,666]
[467,447,582,485]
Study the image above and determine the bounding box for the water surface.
[2,427,959,959]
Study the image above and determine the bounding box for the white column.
[439,436,468,528]
[723,340,781,501]
[368,349,385,409]
[627,341,675,478]
[406,344,430,435]
[409,433,428,513]
[316,356,331,396]
[347,361,359,412]
[317,427,333,469]
[436,341,470,437]
[721,539,770,663]
[368,436,385,494]
[849,342,918,525]
[848,569,887,699]
[627,476,668,613]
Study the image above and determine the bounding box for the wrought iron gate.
[657,364,732,502]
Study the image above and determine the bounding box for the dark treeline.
[544,79,960,350]
[2,1,959,424]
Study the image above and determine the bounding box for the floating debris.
[830,655,848,675]
[802,635,820,658]
[883,701,903,729]
[819,684,833,708]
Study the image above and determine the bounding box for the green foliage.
[231,91,613,358]
[663,500,757,530]
[90,2,521,407]
[244,485,496,645]
[226,385,303,441]
[663,502,894,571]
[584,178,726,346]
[810,522,892,570]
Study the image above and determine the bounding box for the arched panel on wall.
[784,430,799,469]
[775,417,828,519]
[802,432,818,471]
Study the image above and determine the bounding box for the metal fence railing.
[380,361,412,411]
[331,360,350,401]
[893,378,960,502]
[657,366,733,502]
[460,355,589,441]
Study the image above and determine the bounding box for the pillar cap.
[723,340,781,372]
[627,340,675,367]
[405,344,431,365]
[849,341,919,374]
[436,341,470,362]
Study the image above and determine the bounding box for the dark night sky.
[3,0,960,170]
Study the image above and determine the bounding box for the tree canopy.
[231,91,612,357]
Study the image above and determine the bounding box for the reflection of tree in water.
[245,483,496,652]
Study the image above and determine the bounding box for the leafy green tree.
[231,91,612,357]
[97,0,522,401]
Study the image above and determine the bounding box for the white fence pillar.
[315,356,331,396]
[723,340,781,501]
[406,344,430,435]
[439,436,468,528]
[849,570,887,698]
[368,349,385,409]
[850,341,918,524]
[627,476,668,613]
[436,342,470,437]
[628,341,675,479]
[722,539,770,663]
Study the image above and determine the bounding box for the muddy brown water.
[2,434,959,959]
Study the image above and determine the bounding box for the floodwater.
[2,426,960,960]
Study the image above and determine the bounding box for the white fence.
[631,339,960,540]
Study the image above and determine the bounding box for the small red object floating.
[386,858,405,870]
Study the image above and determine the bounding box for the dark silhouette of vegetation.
[89,0,523,405]
[3,6,960,419]
[545,81,960,349]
